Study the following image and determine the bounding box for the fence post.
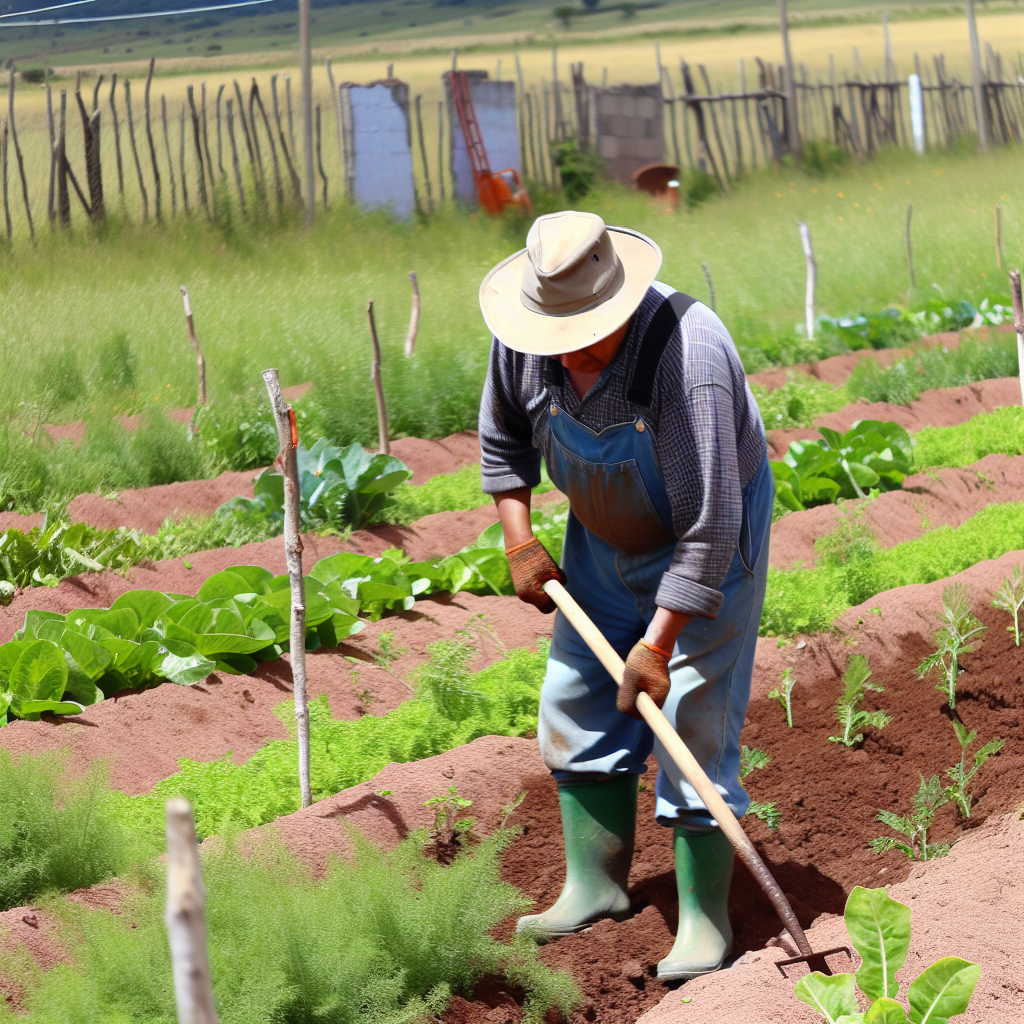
[1009,270,1024,407]
[798,221,816,339]
[905,203,915,289]
[366,299,391,454]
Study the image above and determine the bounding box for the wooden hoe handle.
[542,578,815,957]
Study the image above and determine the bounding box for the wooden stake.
[261,369,311,809]
[252,80,283,215]
[226,99,246,216]
[315,104,328,209]
[164,798,219,1024]
[798,221,816,339]
[1,121,10,245]
[75,79,103,222]
[437,99,446,201]
[8,70,35,240]
[905,203,915,289]
[57,89,71,227]
[966,0,988,148]
[162,96,178,218]
[215,84,225,180]
[994,204,1002,269]
[285,75,297,164]
[200,84,215,216]
[405,272,420,357]
[179,105,191,217]
[144,58,162,221]
[414,95,433,214]
[108,74,124,197]
[1009,269,1024,407]
[777,0,802,157]
[46,78,56,225]
[366,299,390,454]
[180,286,207,432]
[271,76,303,208]
[299,0,315,226]
[326,59,344,164]
[701,261,715,310]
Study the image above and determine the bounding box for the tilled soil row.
[2,552,1020,1022]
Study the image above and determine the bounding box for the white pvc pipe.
[798,221,816,340]
[909,74,925,154]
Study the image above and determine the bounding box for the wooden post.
[525,92,537,182]
[261,369,311,809]
[8,70,35,240]
[162,96,178,218]
[883,9,894,81]
[58,90,71,227]
[661,68,682,169]
[1,121,10,244]
[994,204,1002,268]
[75,79,103,222]
[46,78,56,225]
[699,66,732,186]
[701,261,715,310]
[405,272,420,357]
[777,0,802,157]
[180,286,207,427]
[437,99,446,200]
[798,221,816,339]
[271,76,303,208]
[326,59,344,165]
[414,95,433,215]
[164,798,218,1024]
[299,0,315,226]
[108,74,124,197]
[248,84,266,187]
[144,58,162,221]
[200,84,215,216]
[366,300,390,454]
[226,99,247,216]
[1007,269,1024,407]
[232,80,258,182]
[252,81,283,215]
[905,203,915,288]
[179,105,191,217]
[966,1,989,148]
[315,104,328,209]
[515,53,527,170]
[215,84,225,180]
[285,75,297,163]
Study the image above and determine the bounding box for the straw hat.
[479,211,662,356]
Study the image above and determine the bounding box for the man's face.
[557,324,628,373]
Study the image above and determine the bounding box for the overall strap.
[626,291,698,407]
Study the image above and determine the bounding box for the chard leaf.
[109,589,173,628]
[864,998,909,1023]
[846,886,911,1001]
[8,640,69,702]
[907,958,980,1024]
[794,972,859,1023]
[160,648,217,686]
[11,697,84,720]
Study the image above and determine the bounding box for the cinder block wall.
[588,84,665,182]
[347,81,416,219]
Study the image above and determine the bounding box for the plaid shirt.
[479,281,767,619]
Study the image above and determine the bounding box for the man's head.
[479,211,661,358]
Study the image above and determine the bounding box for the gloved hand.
[505,536,566,614]
[617,640,672,719]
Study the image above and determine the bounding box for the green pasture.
[1,143,1020,447]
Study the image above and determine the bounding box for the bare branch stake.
[905,203,915,289]
[164,798,219,1024]
[404,272,420,357]
[261,369,311,809]
[180,286,207,438]
[367,300,391,454]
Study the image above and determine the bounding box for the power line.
[0,0,96,21]
[0,0,276,25]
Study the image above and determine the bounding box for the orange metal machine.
[448,70,531,216]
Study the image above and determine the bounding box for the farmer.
[478,211,772,981]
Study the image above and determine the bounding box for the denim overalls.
[536,293,774,832]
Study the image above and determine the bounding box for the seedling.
[828,655,891,747]
[768,668,796,728]
[992,566,1024,646]
[748,801,782,831]
[498,789,527,828]
[918,584,986,709]
[794,886,979,1024]
[740,745,771,777]
[424,785,476,863]
[943,720,1004,819]
[870,775,951,861]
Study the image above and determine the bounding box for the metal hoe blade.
[775,945,852,977]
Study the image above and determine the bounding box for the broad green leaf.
[198,570,262,602]
[864,998,909,1023]
[214,652,258,675]
[253,470,285,508]
[11,698,84,720]
[0,691,12,721]
[845,461,881,488]
[192,632,270,657]
[308,551,376,586]
[61,629,114,681]
[846,886,911,1001]
[837,1016,866,1023]
[907,958,980,1024]
[19,609,66,641]
[177,604,216,636]
[819,426,844,450]
[773,478,806,512]
[794,972,859,1024]
[221,565,275,594]
[110,589,174,629]
[160,648,217,685]
[66,607,140,641]
[8,641,69,702]
[475,521,505,549]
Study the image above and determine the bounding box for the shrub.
[0,750,148,911]
[817,308,919,351]
[682,168,719,208]
[550,137,602,201]
[3,830,579,1023]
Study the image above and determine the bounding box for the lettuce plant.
[794,886,979,1024]
[772,420,913,512]
[943,721,1003,818]
[829,656,892,748]
[870,775,950,862]
[917,585,986,709]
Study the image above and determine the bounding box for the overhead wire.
[0,0,275,25]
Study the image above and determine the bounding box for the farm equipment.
[542,577,852,977]
[448,70,531,216]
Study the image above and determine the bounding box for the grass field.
[0,141,1019,446]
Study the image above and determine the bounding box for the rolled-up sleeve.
[479,337,542,494]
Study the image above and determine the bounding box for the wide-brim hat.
[479,211,662,356]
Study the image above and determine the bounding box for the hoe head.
[775,946,852,977]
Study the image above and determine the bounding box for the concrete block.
[637,96,658,120]
[597,93,620,116]
[597,135,619,158]
[618,95,638,117]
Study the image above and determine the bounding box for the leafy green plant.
[794,885,979,1023]
[828,655,891,748]
[2,828,580,1024]
[772,420,913,512]
[917,584,986,709]
[0,517,145,603]
[750,374,848,430]
[739,746,780,830]
[0,638,86,724]
[748,801,782,831]
[817,307,920,350]
[550,137,602,201]
[0,750,150,911]
[218,438,412,534]
[943,720,1003,818]
[991,565,1024,646]
[912,407,1024,469]
[768,667,797,726]
[424,786,477,862]
[870,775,951,862]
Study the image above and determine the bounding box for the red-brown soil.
[768,453,1023,569]
[765,377,1019,459]
[0,592,552,794]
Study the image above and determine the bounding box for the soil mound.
[387,431,481,484]
[0,592,551,794]
[766,377,1019,459]
[769,453,1023,569]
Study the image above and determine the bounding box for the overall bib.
[537,296,774,832]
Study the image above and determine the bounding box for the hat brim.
[479,226,662,356]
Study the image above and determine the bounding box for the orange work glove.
[505,536,566,614]
[617,640,672,720]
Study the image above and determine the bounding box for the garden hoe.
[542,579,851,978]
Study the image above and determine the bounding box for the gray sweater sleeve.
[479,337,543,493]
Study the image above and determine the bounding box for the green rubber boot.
[657,827,734,981]
[516,774,637,940]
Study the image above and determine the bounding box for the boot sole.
[516,907,632,942]
[656,957,726,982]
